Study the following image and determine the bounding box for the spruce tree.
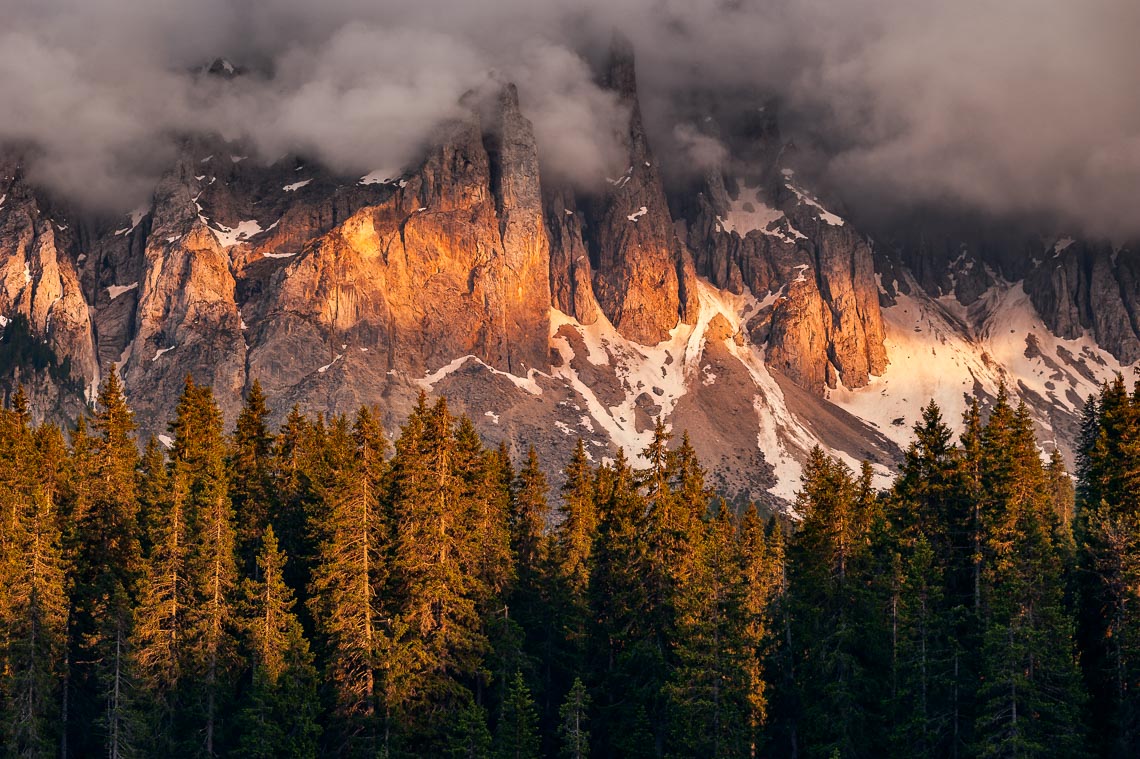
[494,671,541,759]
[132,377,241,754]
[230,380,276,575]
[307,409,388,756]
[76,370,144,758]
[588,449,658,756]
[558,677,591,759]
[972,395,1087,757]
[387,396,489,747]
[666,502,749,757]
[237,526,320,758]
[1,484,69,757]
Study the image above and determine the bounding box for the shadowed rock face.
[1025,240,1140,365]
[683,144,889,394]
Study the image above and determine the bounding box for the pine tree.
[386,396,489,746]
[588,448,659,756]
[1075,377,1140,756]
[494,671,541,759]
[738,504,783,757]
[271,405,320,615]
[972,395,1087,757]
[666,502,749,757]
[447,701,493,759]
[130,434,187,752]
[132,377,241,754]
[550,439,597,677]
[237,526,320,758]
[781,447,887,757]
[230,380,276,575]
[558,677,591,759]
[75,370,144,758]
[0,483,69,757]
[308,409,388,756]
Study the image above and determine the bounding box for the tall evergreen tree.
[494,671,541,759]
[386,396,490,748]
[972,395,1087,757]
[308,410,388,756]
[666,502,749,758]
[558,677,591,759]
[237,526,320,758]
[73,370,144,758]
[132,377,241,755]
[229,379,276,575]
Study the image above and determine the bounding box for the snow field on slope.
[716,183,805,242]
[549,278,882,502]
[827,274,1134,451]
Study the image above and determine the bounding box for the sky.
[2,0,1138,237]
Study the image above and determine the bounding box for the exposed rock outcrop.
[247,93,552,419]
[0,155,99,407]
[1025,240,1140,364]
[579,35,696,344]
[122,153,248,428]
[684,153,888,392]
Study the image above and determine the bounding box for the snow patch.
[317,354,343,374]
[359,169,400,185]
[829,274,1133,454]
[283,179,311,192]
[128,206,148,230]
[157,434,173,449]
[209,219,265,248]
[718,183,805,243]
[152,345,174,361]
[106,282,138,300]
[605,166,633,188]
[627,206,648,222]
[485,411,500,424]
[418,355,544,395]
[786,183,845,226]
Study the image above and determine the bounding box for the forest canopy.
[0,372,1137,758]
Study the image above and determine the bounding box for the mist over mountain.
[3,0,1139,237]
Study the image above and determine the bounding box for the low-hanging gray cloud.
[1,0,1137,238]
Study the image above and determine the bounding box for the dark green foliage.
[495,671,541,759]
[557,677,590,759]
[0,378,1117,757]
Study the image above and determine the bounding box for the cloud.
[1,0,1137,237]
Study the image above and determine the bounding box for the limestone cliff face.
[248,93,552,412]
[122,153,248,427]
[1025,240,1140,364]
[545,184,601,325]
[685,158,888,393]
[577,36,697,344]
[482,85,555,375]
[0,155,98,407]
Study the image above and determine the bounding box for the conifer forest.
[1,372,1139,758]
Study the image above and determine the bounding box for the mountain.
[0,41,1133,508]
